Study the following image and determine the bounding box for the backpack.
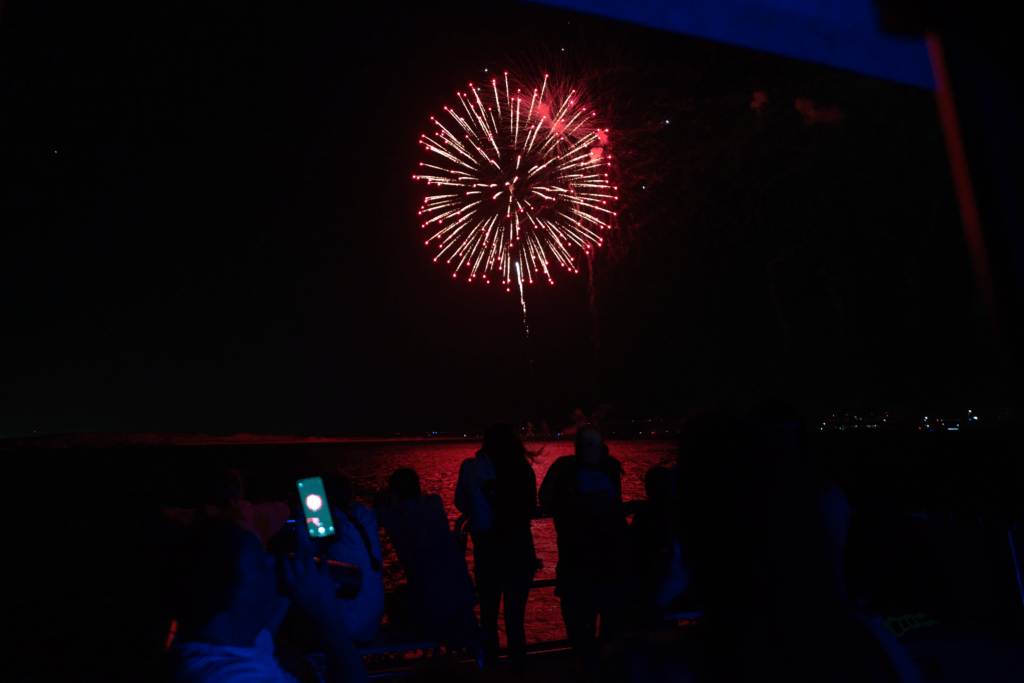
[567,466,618,516]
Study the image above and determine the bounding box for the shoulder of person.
[170,630,301,683]
[240,500,290,517]
[548,455,577,473]
[348,502,378,527]
[375,504,393,527]
[541,456,578,488]
[422,493,445,509]
[463,453,495,474]
[330,505,361,535]
[268,501,290,516]
[161,506,201,526]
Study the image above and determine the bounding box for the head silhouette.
[389,468,422,500]
[482,421,528,462]
[574,426,608,464]
[161,516,279,640]
[322,472,353,511]
[203,468,243,508]
[644,466,672,504]
[747,398,809,475]
[481,420,535,495]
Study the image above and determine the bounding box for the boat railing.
[452,501,647,590]
[324,505,1024,678]
[452,501,647,557]
[451,505,1024,616]
[452,501,704,619]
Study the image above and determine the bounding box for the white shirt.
[169,628,300,683]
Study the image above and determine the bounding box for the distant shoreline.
[0,432,478,449]
[0,431,680,449]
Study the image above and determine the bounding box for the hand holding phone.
[297,476,337,539]
[279,528,341,621]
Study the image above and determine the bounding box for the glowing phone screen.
[296,476,336,539]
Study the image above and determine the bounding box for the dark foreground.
[7,427,1023,680]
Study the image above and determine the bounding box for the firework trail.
[414,72,617,290]
[515,261,529,339]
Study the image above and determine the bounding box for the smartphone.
[296,476,336,539]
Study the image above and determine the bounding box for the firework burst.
[414,72,617,290]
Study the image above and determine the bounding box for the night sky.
[0,1,999,437]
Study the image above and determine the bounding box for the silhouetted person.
[455,421,538,675]
[629,465,692,628]
[539,426,638,680]
[161,467,290,547]
[602,413,920,682]
[747,399,852,605]
[377,468,480,651]
[321,472,385,643]
[161,515,367,683]
[630,466,674,572]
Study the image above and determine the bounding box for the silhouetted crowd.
[148,402,923,682]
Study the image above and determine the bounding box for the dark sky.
[0,1,999,437]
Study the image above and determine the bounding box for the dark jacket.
[539,455,636,584]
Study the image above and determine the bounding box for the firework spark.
[414,72,617,289]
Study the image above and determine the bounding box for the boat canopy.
[533,0,934,89]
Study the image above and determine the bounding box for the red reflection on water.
[321,440,676,646]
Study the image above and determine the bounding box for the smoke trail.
[516,261,535,403]
[515,261,530,339]
[586,249,599,347]
[586,249,599,394]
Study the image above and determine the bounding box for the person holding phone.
[160,468,291,548]
[163,513,368,683]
